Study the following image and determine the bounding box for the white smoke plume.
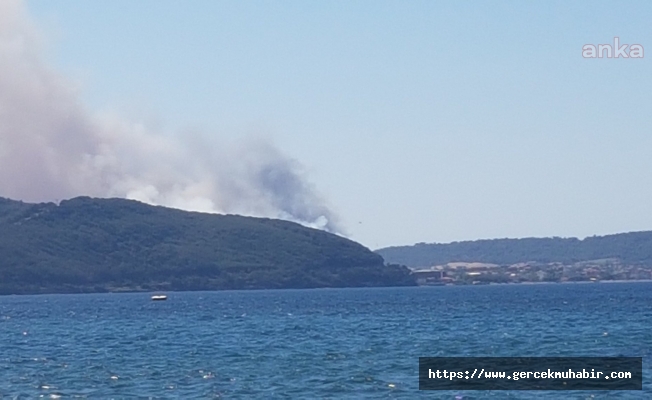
[0,0,340,232]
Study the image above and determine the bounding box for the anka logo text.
[582,37,644,58]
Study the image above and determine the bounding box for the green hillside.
[376,233,652,267]
[0,197,414,294]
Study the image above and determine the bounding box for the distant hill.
[375,232,652,267]
[0,197,414,294]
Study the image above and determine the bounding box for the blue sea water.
[0,282,650,399]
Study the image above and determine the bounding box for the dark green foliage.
[0,196,415,294]
[376,233,652,267]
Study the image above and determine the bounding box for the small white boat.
[151,295,167,301]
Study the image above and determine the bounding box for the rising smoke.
[0,0,340,232]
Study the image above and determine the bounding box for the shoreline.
[417,279,652,287]
[2,279,652,297]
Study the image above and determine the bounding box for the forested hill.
[0,196,414,294]
[375,232,652,267]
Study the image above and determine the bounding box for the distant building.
[411,269,444,285]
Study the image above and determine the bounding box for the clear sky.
[19,0,652,249]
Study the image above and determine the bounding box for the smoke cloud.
[0,0,340,232]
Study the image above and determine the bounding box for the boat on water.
[151,295,167,301]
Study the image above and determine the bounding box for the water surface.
[0,282,650,398]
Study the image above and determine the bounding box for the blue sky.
[24,0,652,249]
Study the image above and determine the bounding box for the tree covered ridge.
[376,232,652,267]
[0,196,415,294]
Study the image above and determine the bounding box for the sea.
[0,282,650,399]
